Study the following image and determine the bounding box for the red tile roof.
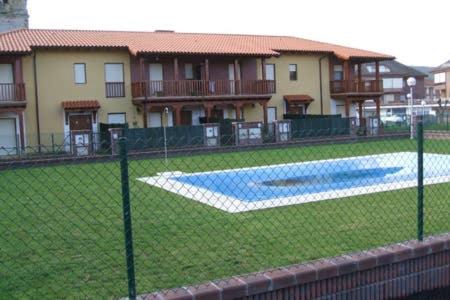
[0,29,394,60]
[284,94,314,102]
[62,100,100,110]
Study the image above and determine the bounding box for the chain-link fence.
[1,120,449,299]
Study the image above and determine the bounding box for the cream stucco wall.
[20,50,333,146]
[244,53,331,122]
[22,49,140,145]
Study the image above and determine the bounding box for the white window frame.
[434,72,446,84]
[184,63,194,79]
[107,113,126,124]
[74,63,86,84]
[104,63,124,83]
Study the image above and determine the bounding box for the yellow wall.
[21,50,332,146]
[244,54,331,122]
[22,49,140,145]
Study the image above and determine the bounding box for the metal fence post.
[119,137,137,299]
[417,121,424,241]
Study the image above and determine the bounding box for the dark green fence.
[288,116,351,138]
[124,125,204,151]
[99,122,129,151]
[1,121,449,299]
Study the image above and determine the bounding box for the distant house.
[361,60,427,104]
[431,60,450,98]
[361,61,437,119]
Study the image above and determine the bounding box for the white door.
[0,118,17,156]
[148,112,162,128]
[149,64,163,93]
[0,64,14,101]
[267,107,277,123]
[265,64,275,81]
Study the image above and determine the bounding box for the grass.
[1,138,449,299]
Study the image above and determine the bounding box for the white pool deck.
[138,152,450,213]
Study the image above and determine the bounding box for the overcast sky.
[28,0,449,67]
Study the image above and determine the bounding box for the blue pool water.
[170,152,450,202]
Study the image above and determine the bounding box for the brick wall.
[425,130,450,140]
[142,234,450,300]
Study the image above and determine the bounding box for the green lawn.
[1,138,449,299]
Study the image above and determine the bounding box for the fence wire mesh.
[0,120,449,299]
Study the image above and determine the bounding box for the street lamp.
[163,107,169,165]
[407,77,416,139]
[421,100,426,117]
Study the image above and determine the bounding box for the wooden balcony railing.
[330,80,383,94]
[105,82,125,98]
[131,80,275,98]
[0,83,26,102]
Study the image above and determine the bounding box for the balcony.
[131,80,275,99]
[330,80,383,95]
[105,82,125,98]
[0,83,25,105]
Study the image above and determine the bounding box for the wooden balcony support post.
[344,98,351,117]
[139,57,147,100]
[358,101,363,118]
[142,103,148,128]
[261,101,268,124]
[375,61,380,91]
[18,111,25,149]
[234,59,240,95]
[173,57,179,80]
[235,103,242,120]
[204,104,213,122]
[204,58,210,81]
[357,63,362,92]
[261,58,266,80]
[174,105,182,126]
[375,97,381,120]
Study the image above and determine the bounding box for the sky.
[28,0,449,67]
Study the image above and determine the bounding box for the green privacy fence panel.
[124,125,204,151]
[289,117,350,138]
[99,123,129,151]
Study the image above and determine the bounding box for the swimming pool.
[138,152,450,213]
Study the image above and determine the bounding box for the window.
[366,65,390,73]
[73,63,86,84]
[383,78,403,89]
[434,72,446,84]
[289,64,297,81]
[265,64,276,92]
[184,63,193,79]
[333,65,343,80]
[0,64,14,83]
[107,113,126,124]
[383,94,395,103]
[105,63,125,97]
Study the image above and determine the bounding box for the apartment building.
[0,29,393,151]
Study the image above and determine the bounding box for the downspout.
[318,55,327,115]
[32,51,41,150]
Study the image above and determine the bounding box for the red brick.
[158,288,192,300]
[214,278,247,300]
[403,240,431,257]
[264,268,296,290]
[348,251,377,271]
[367,248,395,266]
[286,264,317,284]
[187,283,220,300]
[329,256,358,275]
[141,293,162,300]
[313,261,339,280]
[385,244,414,262]
[237,273,271,296]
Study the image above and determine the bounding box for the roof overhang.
[283,94,314,104]
[62,100,100,111]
